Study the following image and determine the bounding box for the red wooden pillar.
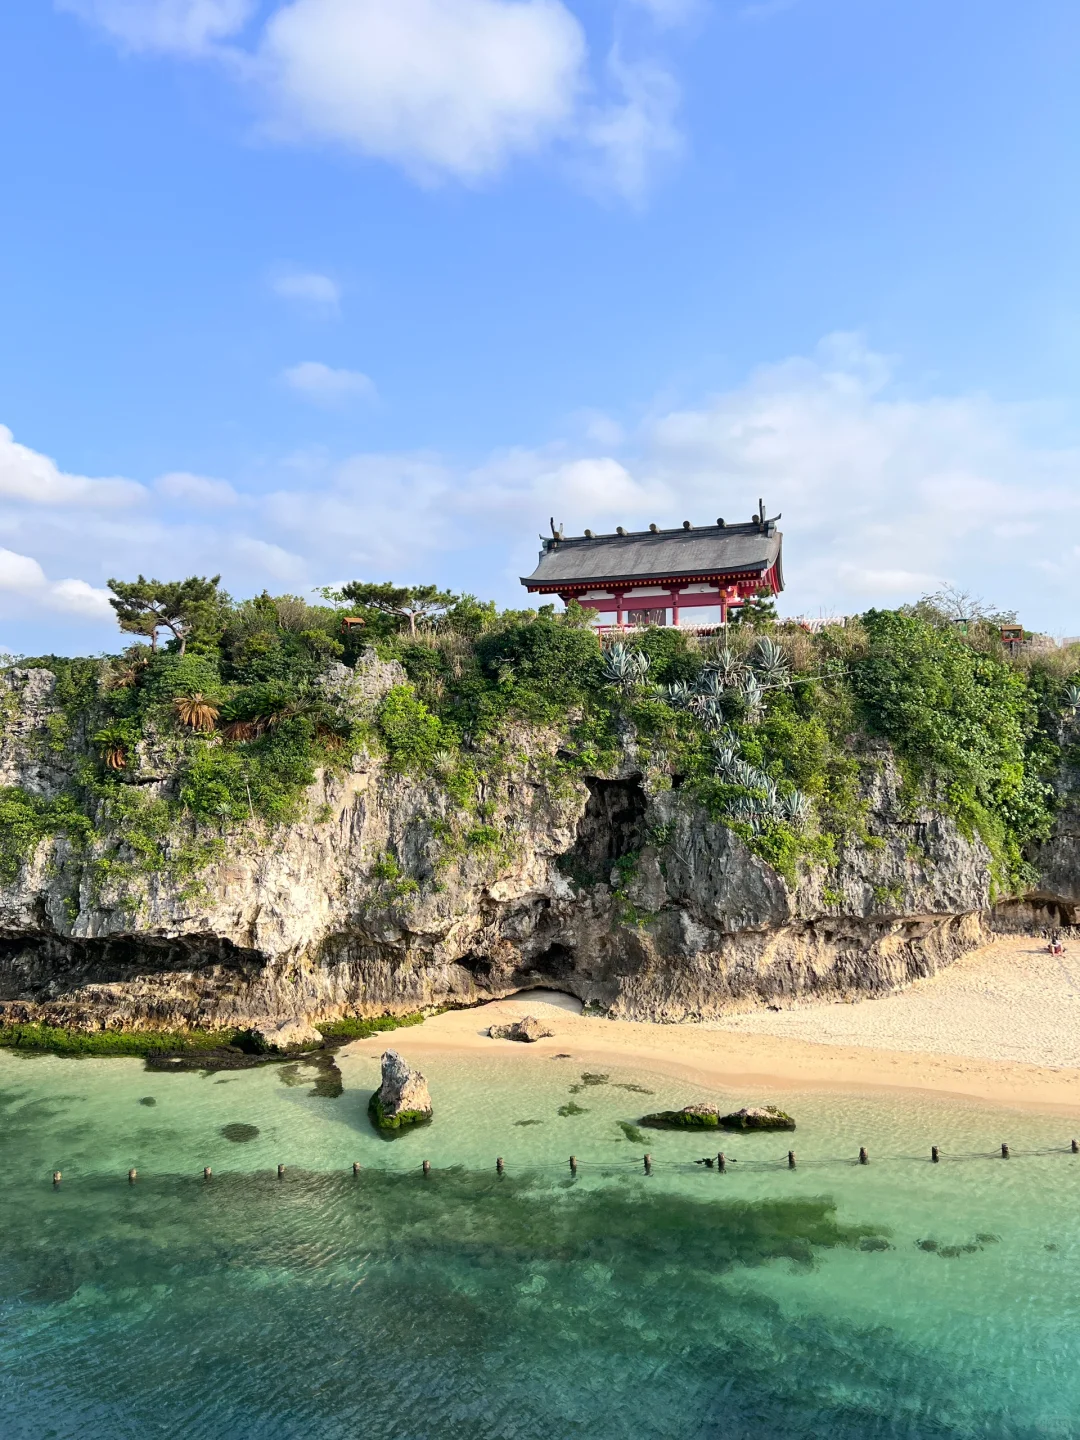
[672,588,681,628]
[615,591,625,629]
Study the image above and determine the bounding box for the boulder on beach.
[368,1050,433,1134]
[640,1103,796,1131]
[487,1015,554,1043]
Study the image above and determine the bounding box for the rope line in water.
[46,1142,1080,1185]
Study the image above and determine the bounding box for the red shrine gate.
[520,504,783,629]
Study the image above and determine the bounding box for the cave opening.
[560,776,648,887]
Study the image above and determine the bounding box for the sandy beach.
[347,936,1080,1114]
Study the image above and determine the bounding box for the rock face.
[487,1016,554,1042]
[0,659,1068,1034]
[368,1050,432,1133]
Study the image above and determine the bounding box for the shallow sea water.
[2,1042,1080,1439]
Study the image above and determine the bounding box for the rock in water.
[718,1105,796,1132]
[640,1103,796,1131]
[368,1050,432,1134]
[487,1015,554,1043]
[640,1104,723,1129]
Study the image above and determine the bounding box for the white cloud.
[257,0,585,181]
[9,335,1080,643]
[0,426,145,507]
[156,471,239,507]
[282,361,376,405]
[0,548,113,618]
[271,270,341,312]
[232,536,309,582]
[65,0,680,195]
[578,53,681,200]
[57,0,254,53]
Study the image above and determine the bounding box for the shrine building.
[520,503,783,629]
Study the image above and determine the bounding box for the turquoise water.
[2,1044,1080,1438]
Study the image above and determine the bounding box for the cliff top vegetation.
[1,572,1077,900]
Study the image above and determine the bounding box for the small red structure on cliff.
[520,503,783,628]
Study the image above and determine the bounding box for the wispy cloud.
[271,270,341,314]
[282,361,376,406]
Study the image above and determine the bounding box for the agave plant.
[601,643,650,689]
[694,668,727,701]
[741,673,766,721]
[173,692,220,732]
[712,741,741,778]
[1063,683,1080,718]
[750,636,790,688]
[778,789,810,825]
[664,680,693,709]
[709,647,748,688]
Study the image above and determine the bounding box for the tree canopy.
[338,581,457,636]
[107,575,223,655]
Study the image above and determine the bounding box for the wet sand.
[346,936,1080,1115]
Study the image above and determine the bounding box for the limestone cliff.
[0,651,1069,1032]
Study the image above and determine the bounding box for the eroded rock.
[718,1105,796,1132]
[249,1017,323,1052]
[487,1015,554,1043]
[368,1050,432,1134]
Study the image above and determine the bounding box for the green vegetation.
[316,1011,426,1042]
[367,1094,432,1133]
[0,1023,246,1056]
[0,571,1072,918]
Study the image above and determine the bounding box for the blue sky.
[1,0,1078,653]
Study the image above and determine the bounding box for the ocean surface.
[2,1037,1079,1439]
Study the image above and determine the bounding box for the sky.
[0,0,1078,654]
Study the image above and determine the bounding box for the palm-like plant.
[93,724,130,771]
[173,692,220,732]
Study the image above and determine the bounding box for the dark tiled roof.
[521,522,783,591]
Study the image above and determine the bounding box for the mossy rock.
[367,1093,432,1135]
[641,1103,796,1132]
[640,1105,722,1130]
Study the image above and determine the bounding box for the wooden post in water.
[128,1169,137,1184]
[52,1171,61,1186]
[717,1153,726,1173]
[277,1164,286,1178]
[569,1156,577,1175]
[496,1156,504,1175]
[859,1147,868,1165]
[352,1161,361,1175]
[932,1146,940,1163]
[423,1160,431,1177]
[1001,1143,1010,1159]
[1072,1140,1078,1154]
[203,1167,212,1180]
[787,1150,796,1169]
[644,1153,652,1175]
